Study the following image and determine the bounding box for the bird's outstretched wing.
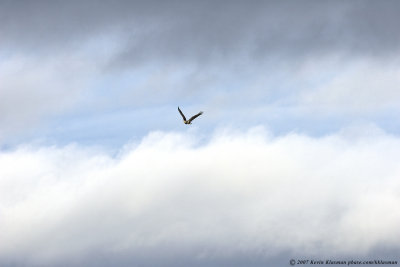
[188,111,203,123]
[178,107,187,121]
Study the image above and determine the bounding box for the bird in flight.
[178,107,203,124]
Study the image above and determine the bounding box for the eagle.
[178,107,203,124]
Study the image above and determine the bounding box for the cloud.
[106,0,400,67]
[2,1,400,143]
[1,126,400,266]
[2,1,400,63]
[293,59,400,114]
[0,48,108,142]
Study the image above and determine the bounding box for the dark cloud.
[1,1,400,63]
[2,1,400,143]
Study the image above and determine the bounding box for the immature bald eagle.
[178,107,203,124]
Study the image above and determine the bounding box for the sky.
[1,1,400,266]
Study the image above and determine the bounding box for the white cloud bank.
[1,127,400,266]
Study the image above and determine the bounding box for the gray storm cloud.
[2,0,400,142]
[1,1,400,62]
[1,127,400,266]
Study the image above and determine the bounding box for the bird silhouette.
[178,107,203,124]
